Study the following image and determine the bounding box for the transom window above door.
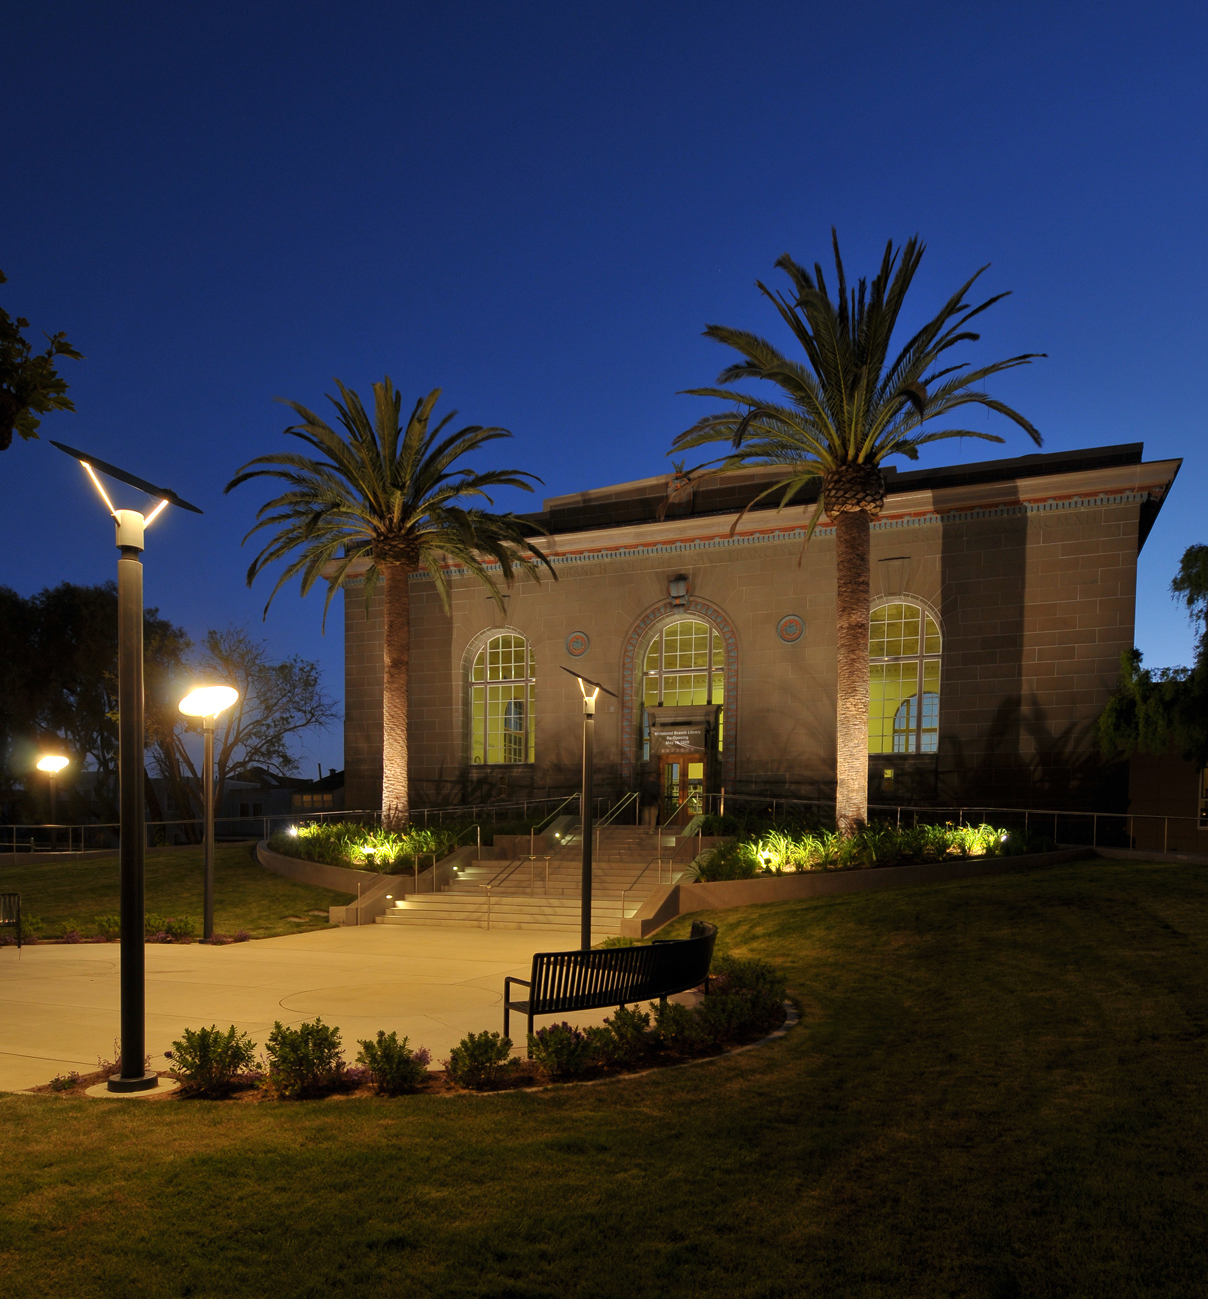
[470,634,535,764]
[641,618,725,756]
[868,601,941,755]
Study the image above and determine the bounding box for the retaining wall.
[620,846,1097,938]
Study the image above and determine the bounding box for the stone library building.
[339,443,1181,822]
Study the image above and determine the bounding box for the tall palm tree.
[673,233,1043,832]
[226,378,554,828]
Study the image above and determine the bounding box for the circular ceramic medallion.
[776,614,804,644]
[565,631,590,657]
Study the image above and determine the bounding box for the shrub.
[527,1022,595,1077]
[60,919,82,943]
[445,1030,516,1089]
[264,1018,345,1097]
[48,1071,80,1092]
[144,914,197,943]
[94,914,121,941]
[650,999,704,1052]
[597,936,636,948]
[233,930,251,943]
[603,1004,652,1065]
[167,1024,257,1094]
[697,954,787,1040]
[694,992,756,1045]
[270,821,457,873]
[584,1025,619,1065]
[356,1030,431,1095]
[689,840,760,882]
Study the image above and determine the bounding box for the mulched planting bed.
[31,1002,791,1101]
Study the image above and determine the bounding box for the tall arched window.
[640,618,725,759]
[868,602,941,754]
[470,634,535,765]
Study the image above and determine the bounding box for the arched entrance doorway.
[620,601,739,821]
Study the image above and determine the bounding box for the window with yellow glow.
[640,618,725,759]
[470,634,536,765]
[868,602,940,754]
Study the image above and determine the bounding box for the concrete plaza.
[0,925,630,1093]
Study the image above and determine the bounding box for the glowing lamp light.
[288,826,299,837]
[37,755,70,774]
[179,685,239,717]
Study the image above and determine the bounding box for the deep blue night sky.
[5,1,1206,774]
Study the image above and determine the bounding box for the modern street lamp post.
[36,754,69,848]
[52,441,201,1093]
[178,686,239,941]
[561,668,618,950]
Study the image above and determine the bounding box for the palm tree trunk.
[834,509,871,833]
[381,563,411,830]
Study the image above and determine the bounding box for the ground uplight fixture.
[179,685,240,943]
[52,439,201,1094]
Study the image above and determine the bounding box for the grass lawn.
[0,842,354,939]
[3,859,1207,1296]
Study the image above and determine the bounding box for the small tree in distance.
[146,627,337,823]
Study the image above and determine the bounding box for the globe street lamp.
[179,686,239,940]
[52,440,201,1094]
[36,754,69,847]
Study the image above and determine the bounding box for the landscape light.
[51,440,201,1095]
[36,755,69,774]
[179,685,240,943]
[288,825,299,837]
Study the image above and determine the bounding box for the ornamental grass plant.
[269,821,458,872]
[692,821,1052,878]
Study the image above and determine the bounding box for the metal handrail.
[594,790,639,831]
[531,792,581,834]
[660,795,696,828]
[480,855,532,890]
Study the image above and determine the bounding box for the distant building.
[339,443,1180,820]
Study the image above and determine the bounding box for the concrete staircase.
[378,826,694,937]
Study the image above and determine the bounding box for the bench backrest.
[529,920,716,1015]
[0,893,19,927]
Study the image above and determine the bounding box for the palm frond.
[227,377,555,619]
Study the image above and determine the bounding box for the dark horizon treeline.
[0,581,336,827]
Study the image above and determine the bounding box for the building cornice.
[331,456,1181,585]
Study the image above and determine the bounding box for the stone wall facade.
[341,446,1180,815]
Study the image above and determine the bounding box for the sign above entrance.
[650,725,707,755]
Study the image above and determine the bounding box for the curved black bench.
[503,919,717,1041]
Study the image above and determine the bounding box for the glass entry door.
[660,754,705,823]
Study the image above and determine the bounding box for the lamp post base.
[106,1071,159,1093]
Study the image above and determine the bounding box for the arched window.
[640,618,725,759]
[470,634,535,765]
[868,602,940,755]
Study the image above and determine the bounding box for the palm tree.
[226,378,554,828]
[673,233,1043,832]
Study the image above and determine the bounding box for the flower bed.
[268,821,459,873]
[688,821,1056,881]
